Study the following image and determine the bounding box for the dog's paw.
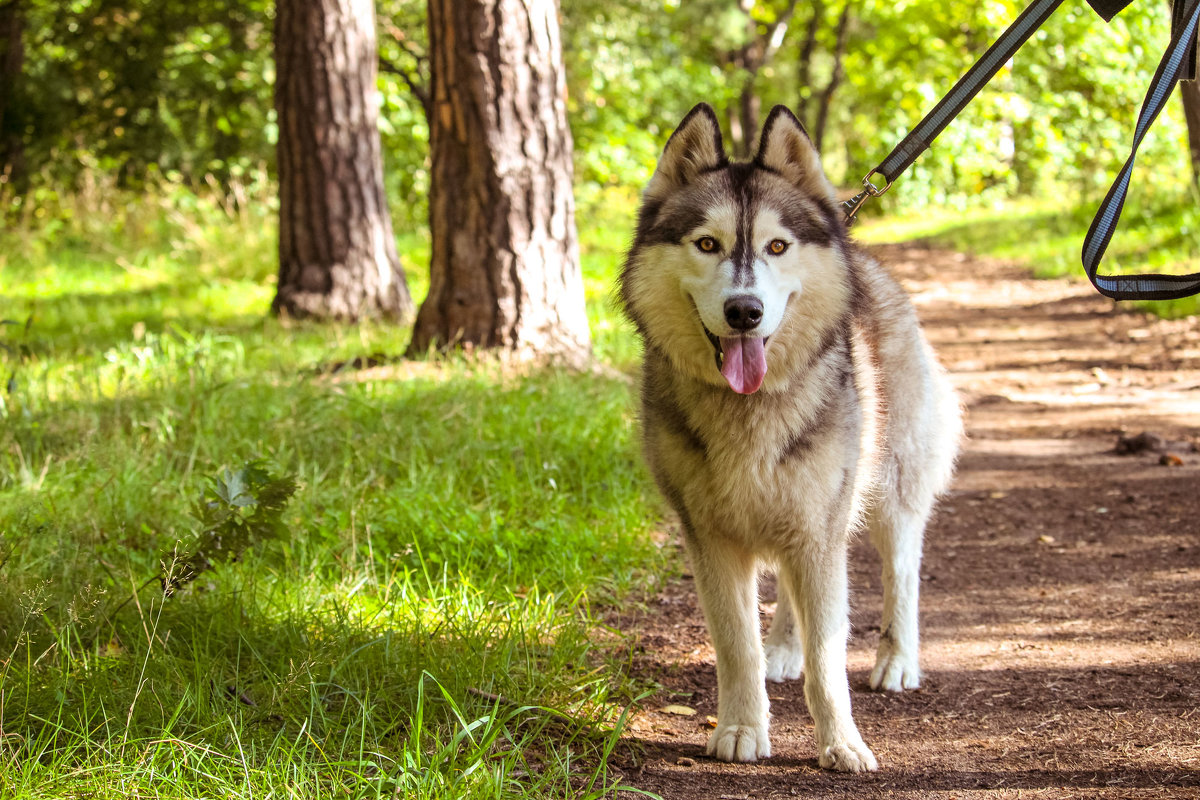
[818,740,878,773]
[869,647,921,692]
[706,721,771,763]
[764,642,804,683]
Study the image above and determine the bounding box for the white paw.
[869,645,921,692]
[764,642,804,683]
[818,740,878,773]
[706,721,771,763]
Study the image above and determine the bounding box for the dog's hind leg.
[765,572,804,683]
[867,500,926,692]
[687,532,771,762]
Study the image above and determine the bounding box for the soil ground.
[611,245,1200,799]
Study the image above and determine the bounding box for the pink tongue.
[719,337,767,394]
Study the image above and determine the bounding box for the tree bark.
[408,0,590,363]
[272,0,412,321]
[1180,77,1200,187]
[0,0,26,189]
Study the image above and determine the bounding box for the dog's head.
[621,103,853,394]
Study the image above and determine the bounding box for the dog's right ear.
[646,104,727,194]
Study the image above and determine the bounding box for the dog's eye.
[768,239,789,255]
[695,236,719,253]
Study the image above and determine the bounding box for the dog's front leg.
[785,540,878,773]
[685,530,770,762]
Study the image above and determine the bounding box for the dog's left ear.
[646,103,727,197]
[754,106,837,204]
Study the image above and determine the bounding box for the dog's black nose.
[724,295,764,330]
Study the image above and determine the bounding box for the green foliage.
[13,0,274,190]
[4,0,1198,227]
[561,0,1197,214]
[564,0,740,193]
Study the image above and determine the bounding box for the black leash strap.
[1083,0,1200,300]
[842,0,1066,221]
[844,0,1200,302]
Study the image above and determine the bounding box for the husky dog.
[620,104,961,772]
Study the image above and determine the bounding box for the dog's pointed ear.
[754,106,837,204]
[647,104,727,194]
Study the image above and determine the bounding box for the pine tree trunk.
[272,0,412,321]
[0,0,26,189]
[1180,77,1200,187]
[408,0,590,363]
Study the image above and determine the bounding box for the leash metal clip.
[841,170,894,226]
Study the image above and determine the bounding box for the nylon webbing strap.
[1172,0,1198,80]
[875,0,1066,184]
[1082,0,1200,301]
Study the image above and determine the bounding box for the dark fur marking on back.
[845,251,871,320]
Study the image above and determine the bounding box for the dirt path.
[612,246,1200,799]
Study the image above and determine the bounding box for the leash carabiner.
[841,169,893,226]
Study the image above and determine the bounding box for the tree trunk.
[0,0,26,189]
[1180,77,1200,187]
[272,0,412,321]
[408,0,590,363]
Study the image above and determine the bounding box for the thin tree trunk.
[272,0,412,320]
[408,0,590,363]
[730,0,801,158]
[1180,77,1200,187]
[736,79,761,159]
[0,0,26,189]
[813,3,852,152]
[796,0,824,125]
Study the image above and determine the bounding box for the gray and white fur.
[620,104,961,772]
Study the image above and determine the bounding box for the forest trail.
[612,245,1200,799]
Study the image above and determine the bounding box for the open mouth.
[698,316,769,395]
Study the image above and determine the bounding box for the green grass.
[856,192,1200,319]
[0,186,663,798]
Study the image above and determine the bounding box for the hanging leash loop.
[1081,0,1200,300]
